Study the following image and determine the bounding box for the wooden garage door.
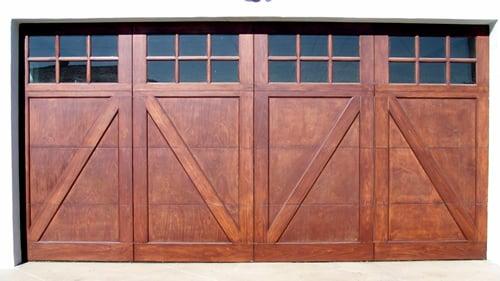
[23,23,489,262]
[130,25,254,261]
[24,26,134,260]
[372,33,489,260]
[253,32,375,261]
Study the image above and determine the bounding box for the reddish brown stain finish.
[23,24,488,262]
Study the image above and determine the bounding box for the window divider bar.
[86,35,91,83]
[55,35,60,83]
[207,34,211,83]
[174,34,179,83]
[446,36,451,85]
[415,35,420,84]
[328,34,333,83]
[296,34,300,83]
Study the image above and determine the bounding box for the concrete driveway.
[1,261,500,281]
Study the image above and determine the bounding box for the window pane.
[268,35,296,56]
[451,63,475,84]
[211,35,238,56]
[179,35,206,56]
[420,36,445,58]
[60,61,86,83]
[389,62,415,83]
[29,62,55,83]
[29,36,55,57]
[420,62,445,84]
[147,35,175,56]
[269,61,296,82]
[91,61,118,82]
[333,61,359,83]
[300,61,327,82]
[300,35,327,56]
[179,60,206,82]
[451,37,475,58]
[91,35,118,57]
[60,36,86,57]
[147,61,174,82]
[389,36,415,57]
[211,60,238,82]
[333,36,359,57]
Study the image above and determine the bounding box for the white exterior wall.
[0,0,498,268]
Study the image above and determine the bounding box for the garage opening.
[21,22,489,262]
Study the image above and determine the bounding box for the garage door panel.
[304,147,360,205]
[268,147,315,207]
[144,97,242,235]
[157,98,239,148]
[29,98,111,147]
[389,204,466,241]
[148,204,230,242]
[37,145,120,242]
[397,98,476,147]
[279,204,360,243]
[385,97,477,242]
[389,147,442,204]
[29,148,77,210]
[41,204,120,242]
[269,97,350,147]
[374,91,483,258]
[26,94,133,260]
[147,146,206,205]
[133,89,253,260]
[255,92,372,260]
[432,148,477,208]
[270,146,360,207]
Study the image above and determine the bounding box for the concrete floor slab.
[0,261,499,281]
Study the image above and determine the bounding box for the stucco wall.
[0,0,498,268]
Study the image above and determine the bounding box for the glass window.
[29,36,55,57]
[451,63,475,84]
[147,61,174,83]
[60,61,86,83]
[179,60,206,82]
[29,61,56,83]
[451,37,475,58]
[420,36,445,58]
[420,62,445,84]
[269,61,296,82]
[333,61,359,83]
[91,35,118,57]
[300,35,328,56]
[333,36,359,57]
[179,35,207,56]
[300,61,327,82]
[389,62,415,83]
[60,36,86,57]
[389,36,415,57]
[268,35,296,56]
[211,61,238,82]
[91,61,118,82]
[211,35,238,56]
[147,35,175,56]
